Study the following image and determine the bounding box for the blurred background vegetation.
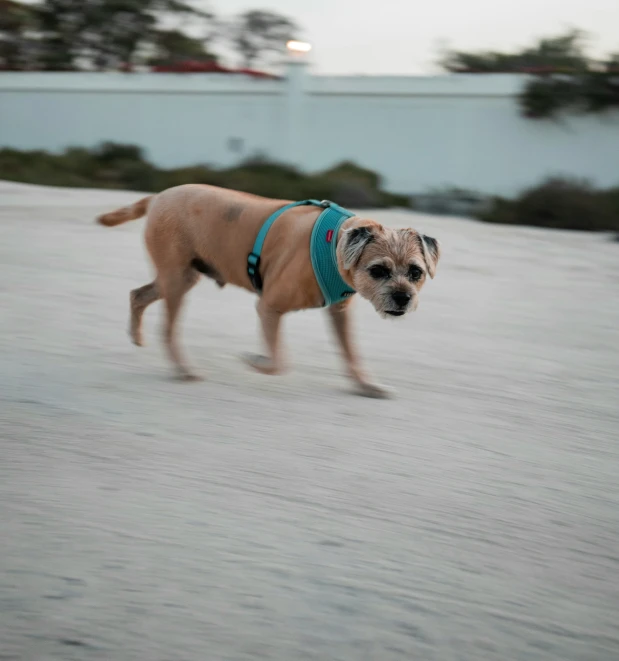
[440,29,619,119]
[1,3,618,231]
[2,144,618,231]
[0,143,411,208]
[0,0,298,72]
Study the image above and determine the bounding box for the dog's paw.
[128,323,144,347]
[355,382,395,399]
[241,353,280,376]
[175,372,204,383]
[130,332,144,347]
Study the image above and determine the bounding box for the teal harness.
[247,199,356,307]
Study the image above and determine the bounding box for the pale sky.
[217,0,619,74]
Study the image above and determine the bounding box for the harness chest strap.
[247,199,356,307]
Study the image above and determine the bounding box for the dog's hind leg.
[159,268,201,381]
[129,281,160,346]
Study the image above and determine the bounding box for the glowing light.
[286,40,312,53]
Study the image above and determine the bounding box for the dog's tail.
[96,195,153,227]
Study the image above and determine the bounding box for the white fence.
[1,63,618,196]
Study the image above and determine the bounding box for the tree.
[32,0,216,71]
[440,30,589,74]
[148,29,216,66]
[0,0,40,70]
[227,10,297,69]
[439,30,619,119]
[0,1,303,72]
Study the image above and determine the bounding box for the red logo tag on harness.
[326,229,334,243]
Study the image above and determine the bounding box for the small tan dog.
[97,184,440,398]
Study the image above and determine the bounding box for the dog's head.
[338,220,440,318]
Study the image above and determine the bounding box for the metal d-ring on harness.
[247,199,357,307]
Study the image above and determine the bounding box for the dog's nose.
[391,291,412,308]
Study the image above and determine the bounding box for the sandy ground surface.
[1,180,619,661]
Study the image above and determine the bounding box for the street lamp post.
[283,41,312,166]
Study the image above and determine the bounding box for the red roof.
[150,60,279,78]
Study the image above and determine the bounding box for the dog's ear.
[341,225,375,269]
[420,234,441,279]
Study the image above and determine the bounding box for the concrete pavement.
[1,180,618,660]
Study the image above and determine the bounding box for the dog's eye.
[369,265,391,279]
[408,266,423,281]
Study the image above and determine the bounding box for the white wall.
[1,67,618,196]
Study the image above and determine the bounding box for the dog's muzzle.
[385,290,411,316]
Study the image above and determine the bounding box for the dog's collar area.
[247,199,356,307]
[309,202,356,306]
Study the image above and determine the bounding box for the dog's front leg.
[243,300,285,376]
[327,302,392,399]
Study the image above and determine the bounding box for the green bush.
[477,177,619,232]
[230,155,304,182]
[321,160,382,191]
[601,186,619,217]
[0,144,409,209]
[94,142,146,165]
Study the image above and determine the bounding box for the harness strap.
[309,203,356,306]
[247,199,325,292]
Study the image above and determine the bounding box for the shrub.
[321,161,382,191]
[94,142,146,165]
[601,186,619,217]
[477,177,619,232]
[0,145,408,209]
[156,165,222,190]
[231,155,304,182]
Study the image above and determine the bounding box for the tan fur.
[97,183,440,396]
[339,224,440,319]
[97,196,153,226]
